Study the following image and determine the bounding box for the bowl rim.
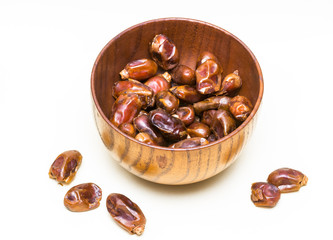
[91,17,264,152]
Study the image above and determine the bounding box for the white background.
[1,0,333,239]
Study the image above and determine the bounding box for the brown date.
[64,183,102,212]
[49,150,82,185]
[112,79,154,109]
[196,59,223,95]
[207,133,217,142]
[155,90,179,114]
[169,137,209,149]
[216,70,242,96]
[133,113,165,146]
[118,123,136,138]
[267,168,308,193]
[149,108,187,142]
[251,182,281,207]
[119,58,157,81]
[187,122,211,138]
[106,193,146,236]
[193,96,231,115]
[229,95,253,121]
[170,64,195,85]
[110,93,142,127]
[201,110,217,127]
[135,132,156,145]
[196,51,220,68]
[144,72,171,95]
[211,109,236,139]
[169,85,204,103]
[173,105,195,126]
[149,34,179,70]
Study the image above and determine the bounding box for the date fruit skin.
[211,109,236,139]
[106,193,146,236]
[169,85,204,103]
[196,59,222,95]
[251,182,281,207]
[201,110,217,127]
[196,51,220,68]
[133,113,166,146]
[49,150,82,185]
[119,123,136,138]
[229,95,253,122]
[110,93,142,127]
[119,59,157,81]
[149,108,187,142]
[112,79,154,109]
[187,122,211,138]
[170,65,195,85]
[215,70,242,96]
[267,168,308,193]
[169,137,209,149]
[135,132,156,145]
[173,105,195,126]
[64,183,102,212]
[144,73,171,95]
[149,34,179,70]
[155,90,179,114]
[193,96,231,115]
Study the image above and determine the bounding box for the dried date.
[64,183,102,212]
[49,150,82,185]
[106,193,146,236]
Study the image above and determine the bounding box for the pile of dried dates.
[110,34,253,148]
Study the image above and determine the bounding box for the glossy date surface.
[196,59,222,95]
[106,193,146,236]
[49,150,82,185]
[251,182,281,208]
[119,58,157,81]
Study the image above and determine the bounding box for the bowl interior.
[92,18,262,141]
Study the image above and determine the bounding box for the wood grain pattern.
[91,18,264,185]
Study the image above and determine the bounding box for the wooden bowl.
[91,18,263,185]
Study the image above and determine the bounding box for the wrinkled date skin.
[112,80,154,109]
[196,59,223,95]
[216,70,242,96]
[193,96,231,115]
[173,105,195,126]
[187,122,211,138]
[267,168,308,193]
[196,51,220,68]
[170,137,209,149]
[110,93,142,127]
[229,95,253,122]
[149,108,187,142]
[144,72,171,95]
[49,150,82,185]
[211,109,236,139]
[169,85,204,103]
[119,58,158,81]
[64,183,102,212]
[155,90,179,114]
[201,110,217,127]
[251,182,281,207]
[170,65,196,85]
[133,113,166,146]
[149,34,179,70]
[106,193,146,236]
[119,123,136,138]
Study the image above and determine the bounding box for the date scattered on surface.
[64,183,102,212]
[251,168,308,208]
[267,168,308,193]
[106,193,146,236]
[49,150,82,185]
